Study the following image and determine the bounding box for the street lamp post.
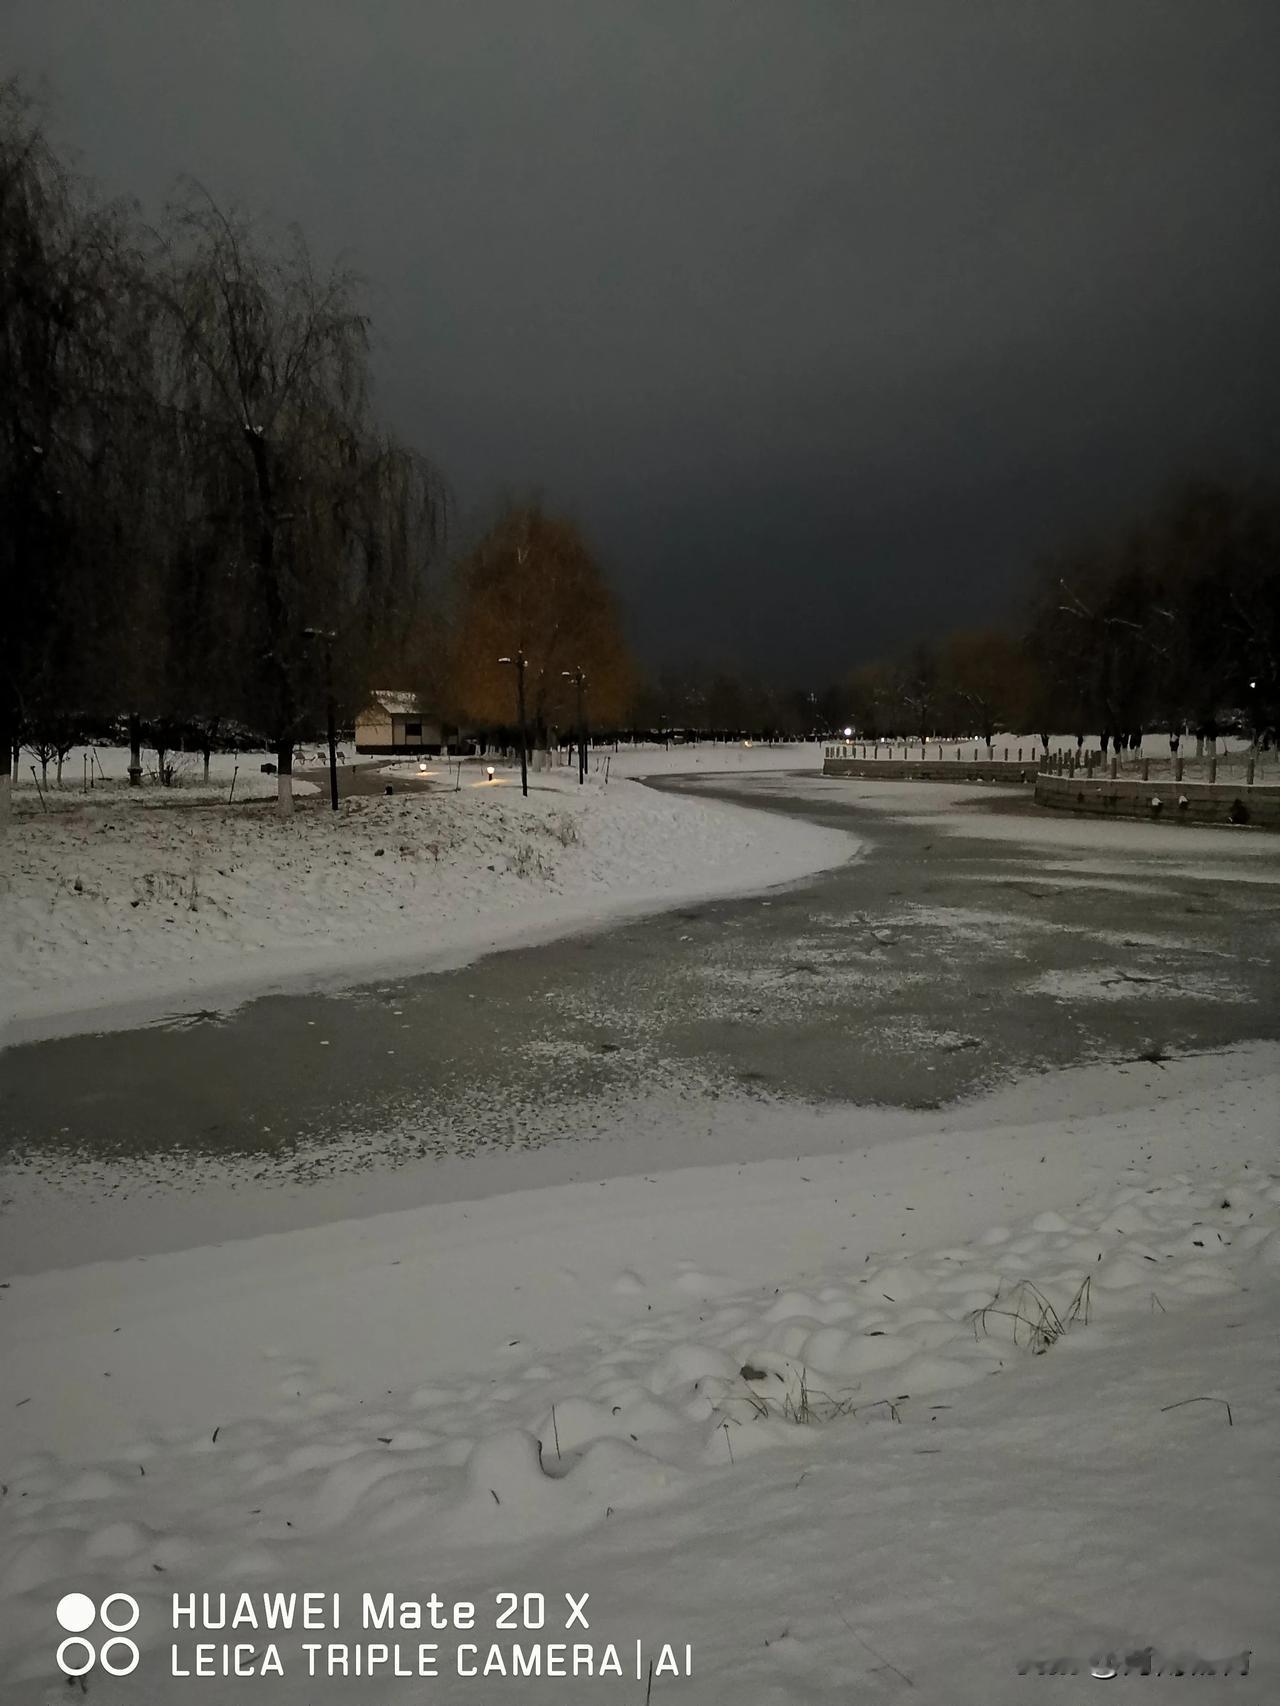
[302,626,339,810]
[498,653,529,796]
[562,668,587,783]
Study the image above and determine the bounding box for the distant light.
[843,726,853,738]
[486,766,496,780]
[418,761,429,773]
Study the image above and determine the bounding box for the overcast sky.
[10,2,1280,681]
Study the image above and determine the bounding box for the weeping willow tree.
[153,191,448,813]
[0,82,138,823]
[327,431,450,723]
[2,85,450,823]
[152,194,368,812]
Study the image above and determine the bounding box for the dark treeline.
[2,82,446,813]
[623,478,1280,750]
[835,481,1280,752]
[5,81,1277,813]
[626,670,842,743]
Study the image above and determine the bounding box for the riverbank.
[0,769,853,1047]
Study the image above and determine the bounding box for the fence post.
[1247,757,1256,786]
[1208,756,1217,784]
[1175,756,1184,782]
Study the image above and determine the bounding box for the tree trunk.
[56,752,64,786]
[276,738,294,817]
[202,747,211,784]
[129,713,143,785]
[0,722,10,830]
[127,709,142,781]
[245,429,298,791]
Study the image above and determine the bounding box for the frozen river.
[2,770,1277,1265]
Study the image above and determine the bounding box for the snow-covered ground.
[10,740,822,804]
[9,746,323,807]
[592,739,822,778]
[4,754,1277,1701]
[376,740,825,782]
[1,1047,1275,1701]
[0,770,853,1046]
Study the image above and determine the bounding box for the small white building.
[355,691,447,754]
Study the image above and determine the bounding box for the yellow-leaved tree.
[451,503,635,741]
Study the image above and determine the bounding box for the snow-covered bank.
[380,740,823,781]
[0,773,855,1046]
[9,746,322,807]
[597,739,821,778]
[1,1049,1276,1700]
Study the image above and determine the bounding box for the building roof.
[364,691,425,718]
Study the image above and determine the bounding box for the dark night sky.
[9,2,1280,681]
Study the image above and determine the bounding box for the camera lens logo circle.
[55,1638,96,1678]
[55,1593,140,1677]
[55,1594,96,1633]
[100,1637,141,1676]
[101,1593,140,1632]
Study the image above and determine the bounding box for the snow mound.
[3,1154,1278,1690]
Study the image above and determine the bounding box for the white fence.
[824,742,1276,782]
